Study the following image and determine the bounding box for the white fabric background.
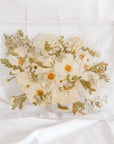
[0,0,114,143]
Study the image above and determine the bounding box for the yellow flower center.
[34,65,37,69]
[64,64,72,72]
[18,59,25,65]
[37,90,44,97]
[84,64,89,70]
[87,59,89,62]
[79,54,85,60]
[47,73,55,80]
[60,80,63,83]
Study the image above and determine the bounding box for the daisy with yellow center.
[64,64,72,73]
[47,72,55,80]
[37,89,44,97]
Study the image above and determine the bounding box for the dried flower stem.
[72,101,85,115]
[82,47,96,56]
[11,94,27,110]
[80,79,96,95]
[87,62,109,82]
[57,104,69,111]
[4,30,34,54]
[29,57,52,68]
[6,76,15,82]
[1,58,24,72]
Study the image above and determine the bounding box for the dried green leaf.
[56,51,61,57]
[44,41,53,52]
[80,79,96,95]
[87,62,108,73]
[82,47,96,56]
[11,52,19,56]
[31,71,37,80]
[95,101,101,108]
[11,94,27,110]
[49,50,61,57]
[1,58,24,72]
[32,102,37,106]
[29,57,52,68]
[17,65,24,72]
[87,62,109,81]
[58,36,67,50]
[98,73,110,82]
[9,71,15,75]
[12,102,18,110]
[63,75,81,90]
[66,74,70,79]
[57,104,69,111]
[6,76,15,82]
[18,56,25,61]
[34,92,50,105]
[72,101,85,115]
[16,30,24,37]
[19,102,23,110]
[26,85,30,88]
[4,30,34,54]
[34,95,42,105]
[66,74,71,83]
[72,75,81,81]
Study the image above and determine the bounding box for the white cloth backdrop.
[0,0,114,144]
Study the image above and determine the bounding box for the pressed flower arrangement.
[1,30,109,115]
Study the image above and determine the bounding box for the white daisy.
[54,53,80,86]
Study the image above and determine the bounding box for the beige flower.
[51,85,79,104]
